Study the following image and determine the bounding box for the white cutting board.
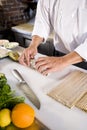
[1,58,87,130]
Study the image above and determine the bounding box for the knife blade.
[12,69,40,109]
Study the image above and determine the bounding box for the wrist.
[30,35,44,48]
[62,51,83,66]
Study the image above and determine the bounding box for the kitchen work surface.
[12,23,34,36]
[12,23,54,39]
[1,47,87,130]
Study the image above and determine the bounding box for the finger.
[36,56,49,62]
[23,52,30,66]
[19,54,24,64]
[19,57,27,66]
[30,53,35,59]
[41,68,51,75]
[36,59,49,69]
[19,51,29,66]
[19,59,28,66]
[37,64,49,73]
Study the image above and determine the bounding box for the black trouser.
[38,39,54,56]
[38,40,87,70]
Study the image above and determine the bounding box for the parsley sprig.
[0,73,25,110]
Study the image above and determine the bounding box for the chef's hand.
[19,35,44,66]
[35,56,66,75]
[35,51,83,75]
[19,44,37,66]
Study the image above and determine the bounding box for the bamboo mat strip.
[76,92,87,111]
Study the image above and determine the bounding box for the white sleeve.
[74,39,87,61]
[32,0,52,41]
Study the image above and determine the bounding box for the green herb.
[0,73,25,110]
[0,73,7,87]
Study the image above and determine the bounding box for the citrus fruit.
[11,103,35,128]
[0,108,11,127]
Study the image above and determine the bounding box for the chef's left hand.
[35,56,66,75]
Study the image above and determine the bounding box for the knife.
[12,69,40,109]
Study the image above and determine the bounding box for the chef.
[19,0,87,75]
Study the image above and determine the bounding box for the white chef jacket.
[32,0,87,61]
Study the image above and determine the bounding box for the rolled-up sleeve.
[74,39,87,61]
[32,0,52,41]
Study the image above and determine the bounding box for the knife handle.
[12,69,25,83]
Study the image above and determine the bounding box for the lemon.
[0,108,11,127]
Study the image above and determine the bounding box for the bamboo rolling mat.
[48,70,87,108]
[76,92,87,112]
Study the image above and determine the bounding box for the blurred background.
[0,0,38,43]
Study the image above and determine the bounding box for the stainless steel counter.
[12,23,54,40]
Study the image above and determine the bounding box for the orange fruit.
[11,103,35,128]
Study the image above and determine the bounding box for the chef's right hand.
[19,44,38,66]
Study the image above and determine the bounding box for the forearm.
[30,35,44,48]
[63,51,84,66]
